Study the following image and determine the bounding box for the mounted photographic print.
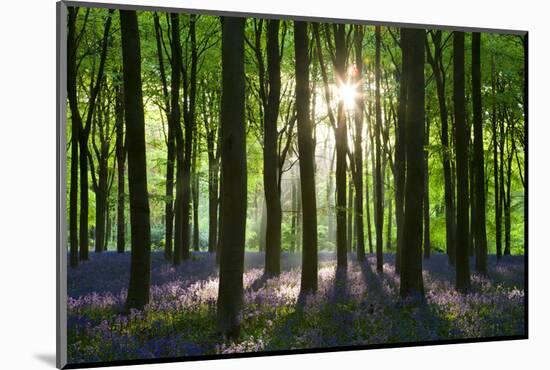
[56,0,527,368]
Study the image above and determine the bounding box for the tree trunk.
[295,20,318,294]
[67,7,80,267]
[335,24,348,269]
[290,172,297,253]
[504,115,514,256]
[394,29,408,274]
[171,13,184,266]
[192,130,200,251]
[386,167,393,252]
[206,126,219,254]
[115,83,126,253]
[153,13,174,261]
[217,16,247,339]
[374,26,384,272]
[120,9,151,311]
[423,113,431,259]
[399,28,425,299]
[472,32,488,273]
[426,30,456,265]
[347,176,353,253]
[453,31,471,293]
[264,20,282,276]
[491,58,502,260]
[365,141,373,255]
[180,14,198,261]
[354,25,366,261]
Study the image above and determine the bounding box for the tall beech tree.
[453,31,471,293]
[472,32,488,273]
[171,13,185,265]
[217,16,247,339]
[295,20,318,294]
[354,25,366,261]
[426,30,456,265]
[67,6,80,267]
[76,9,114,260]
[153,12,174,260]
[334,24,348,269]
[399,28,425,299]
[374,26,384,272]
[202,84,221,254]
[394,28,408,274]
[115,82,126,253]
[89,83,116,253]
[263,19,283,276]
[120,9,151,311]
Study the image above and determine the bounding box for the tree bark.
[115,83,126,253]
[491,57,502,260]
[399,28,425,299]
[453,31,471,293]
[472,32,488,273]
[171,13,184,265]
[347,176,354,253]
[354,25,366,261]
[335,24,348,269]
[374,26,384,272]
[192,129,200,251]
[394,29,408,274]
[264,20,282,276]
[295,21,318,294]
[120,9,151,311]
[67,7,80,267]
[217,16,247,339]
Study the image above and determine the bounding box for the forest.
[65,6,526,364]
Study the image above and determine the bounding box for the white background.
[0,0,546,369]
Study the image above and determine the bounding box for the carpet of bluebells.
[67,251,525,364]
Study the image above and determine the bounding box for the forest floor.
[67,251,525,364]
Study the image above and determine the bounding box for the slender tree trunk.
[171,13,184,266]
[290,172,297,253]
[426,31,456,265]
[472,32,488,272]
[347,176,353,253]
[180,14,198,261]
[153,13,174,261]
[192,131,200,251]
[78,131,90,260]
[504,116,514,256]
[468,127,476,257]
[499,110,505,259]
[453,31,471,293]
[491,58,502,260]
[295,20,318,294]
[335,24,348,269]
[327,146,336,244]
[120,9,151,311]
[77,10,113,260]
[264,19,282,276]
[365,142,373,255]
[400,28,425,299]
[207,130,219,254]
[67,7,80,267]
[354,25,366,261]
[374,26,384,272]
[386,167,393,252]
[217,16,247,339]
[394,29,408,274]
[115,84,126,253]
